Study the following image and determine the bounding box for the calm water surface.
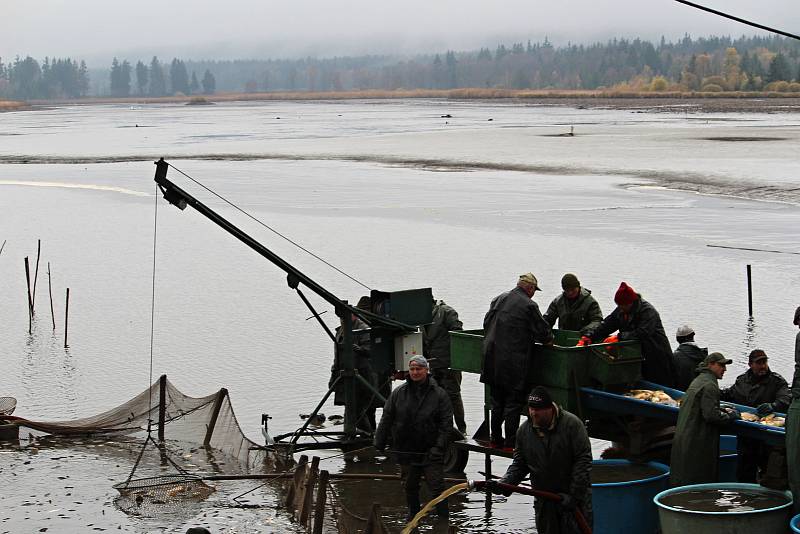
[1,99,800,532]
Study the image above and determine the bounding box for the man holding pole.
[495,386,592,534]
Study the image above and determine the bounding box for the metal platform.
[452,438,514,459]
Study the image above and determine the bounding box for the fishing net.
[6,374,271,470]
[113,473,215,516]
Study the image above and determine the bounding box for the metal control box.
[394,331,424,371]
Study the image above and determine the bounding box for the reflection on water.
[660,488,789,512]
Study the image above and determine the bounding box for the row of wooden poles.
[206,454,465,533]
[14,239,71,347]
[280,454,391,534]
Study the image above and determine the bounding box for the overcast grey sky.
[2,1,798,65]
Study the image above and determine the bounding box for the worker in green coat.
[670,352,740,487]
[786,306,800,513]
[543,273,603,336]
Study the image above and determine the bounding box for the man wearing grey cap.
[670,352,741,487]
[543,273,603,336]
[481,273,554,449]
[672,325,708,391]
[374,355,454,520]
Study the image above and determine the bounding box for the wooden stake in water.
[64,287,70,348]
[47,262,56,330]
[24,257,33,333]
[0,239,6,256]
[747,264,753,317]
[32,239,41,309]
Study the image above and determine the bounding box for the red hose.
[472,480,592,534]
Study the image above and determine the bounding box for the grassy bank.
[21,87,800,104]
[0,100,30,111]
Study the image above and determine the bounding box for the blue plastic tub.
[791,513,800,533]
[592,459,670,534]
[719,435,738,483]
[654,483,793,534]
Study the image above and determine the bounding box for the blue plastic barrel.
[654,483,793,534]
[592,459,670,534]
[791,513,800,533]
[719,435,738,482]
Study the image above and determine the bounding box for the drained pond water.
[591,463,664,484]
[660,489,790,512]
[3,99,800,532]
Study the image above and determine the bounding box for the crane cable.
[166,162,372,292]
[674,0,800,42]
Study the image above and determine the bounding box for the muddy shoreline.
[10,92,800,114]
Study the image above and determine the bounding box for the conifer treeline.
[0,57,89,99]
[194,35,799,93]
[109,56,215,97]
[3,34,800,100]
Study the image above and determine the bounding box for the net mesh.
[113,474,216,515]
[6,375,271,470]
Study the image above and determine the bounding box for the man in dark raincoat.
[481,273,554,449]
[584,281,677,388]
[374,355,454,520]
[720,349,790,483]
[497,386,592,534]
[329,297,379,431]
[543,273,603,335]
[670,352,740,487]
[422,296,466,434]
[672,324,708,391]
[786,307,800,513]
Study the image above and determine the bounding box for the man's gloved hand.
[724,407,741,420]
[428,446,444,462]
[757,403,774,416]
[558,493,576,510]
[488,480,514,497]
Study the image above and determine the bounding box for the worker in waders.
[720,349,790,483]
[481,273,553,450]
[374,355,454,521]
[495,386,593,534]
[422,296,467,435]
[670,352,740,487]
[543,273,603,335]
[329,297,379,432]
[786,306,800,513]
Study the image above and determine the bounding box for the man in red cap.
[582,282,676,388]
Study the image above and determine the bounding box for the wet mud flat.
[0,436,300,533]
[511,96,800,114]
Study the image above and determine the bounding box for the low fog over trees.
[3,34,800,100]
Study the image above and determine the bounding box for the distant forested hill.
[3,34,800,99]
